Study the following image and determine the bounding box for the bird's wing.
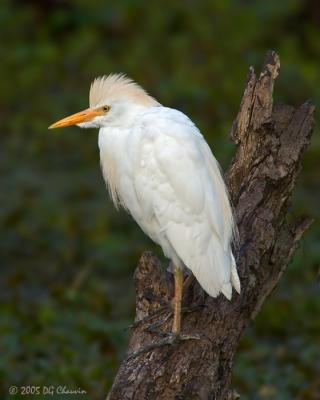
[133,108,239,298]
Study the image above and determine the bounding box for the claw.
[128,304,204,331]
[126,332,204,360]
[145,311,173,334]
[128,304,171,330]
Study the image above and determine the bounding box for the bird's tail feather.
[165,224,240,300]
[188,237,239,300]
[231,254,241,294]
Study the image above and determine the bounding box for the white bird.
[49,74,240,336]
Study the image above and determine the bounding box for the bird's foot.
[126,332,203,360]
[128,304,171,330]
[129,304,204,331]
[146,304,204,332]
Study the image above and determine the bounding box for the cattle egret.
[49,74,240,337]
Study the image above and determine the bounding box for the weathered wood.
[107,51,314,400]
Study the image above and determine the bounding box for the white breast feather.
[131,108,240,299]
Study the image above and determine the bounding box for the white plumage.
[95,77,240,300]
[50,74,240,305]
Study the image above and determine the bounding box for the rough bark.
[107,51,315,400]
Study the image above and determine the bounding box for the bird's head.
[49,74,159,130]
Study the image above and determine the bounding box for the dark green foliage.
[0,1,319,398]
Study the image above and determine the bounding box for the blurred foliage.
[0,0,319,398]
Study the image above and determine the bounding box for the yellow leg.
[172,268,183,335]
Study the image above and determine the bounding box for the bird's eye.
[102,105,110,112]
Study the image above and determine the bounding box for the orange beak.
[48,108,104,129]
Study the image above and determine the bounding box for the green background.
[1,1,319,399]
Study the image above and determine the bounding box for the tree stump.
[107,51,315,400]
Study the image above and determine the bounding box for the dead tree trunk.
[107,51,314,400]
